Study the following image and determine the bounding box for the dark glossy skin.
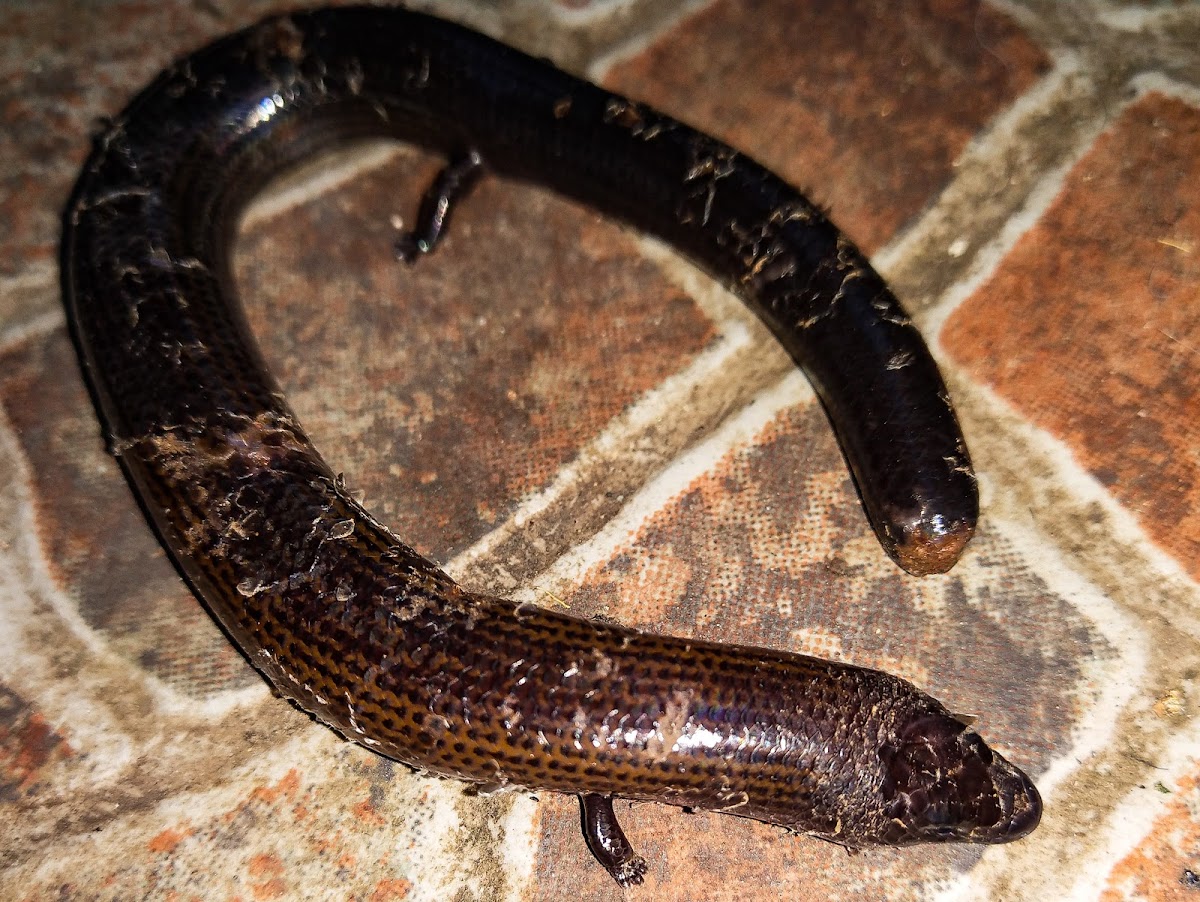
[62,7,1038,885]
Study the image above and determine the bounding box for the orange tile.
[1100,771,1200,901]
[0,0,285,276]
[944,93,1200,580]
[603,0,1048,252]
[237,150,716,562]
[0,685,73,800]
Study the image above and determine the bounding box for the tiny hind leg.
[395,149,485,262]
[579,793,648,887]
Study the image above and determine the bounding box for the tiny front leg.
[395,149,485,262]
[579,793,648,887]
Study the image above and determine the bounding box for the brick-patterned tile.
[0,0,290,279]
[602,0,1049,252]
[0,684,73,804]
[237,148,716,562]
[0,332,252,696]
[532,401,1102,900]
[9,0,1200,898]
[943,93,1200,581]
[0,741,532,900]
[1100,767,1200,901]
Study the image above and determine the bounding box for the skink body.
[62,7,1039,885]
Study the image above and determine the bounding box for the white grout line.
[631,233,750,325]
[965,376,1200,599]
[924,68,1200,345]
[995,518,1150,800]
[0,407,138,780]
[0,307,64,349]
[922,125,1110,345]
[1062,712,1200,900]
[585,0,715,82]
[872,52,1087,278]
[916,65,1200,600]
[512,369,813,602]
[1129,70,1200,108]
[498,792,541,902]
[548,0,641,29]
[930,519,1151,902]
[0,399,269,730]
[240,141,405,227]
[1092,2,1200,33]
[0,261,57,295]
[447,318,757,575]
[980,0,1047,34]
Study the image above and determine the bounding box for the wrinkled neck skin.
[645,653,1041,845]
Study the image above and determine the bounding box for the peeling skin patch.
[683,144,739,226]
[647,689,694,757]
[129,409,312,483]
[120,408,358,571]
[328,519,355,540]
[497,694,523,731]
[144,246,208,274]
[590,650,615,679]
[715,789,751,813]
[602,98,669,141]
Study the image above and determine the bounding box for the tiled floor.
[2,0,1199,899]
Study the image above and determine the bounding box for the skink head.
[874,712,1041,844]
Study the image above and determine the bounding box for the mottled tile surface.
[3,0,1200,900]
[602,0,1048,252]
[237,152,716,560]
[1101,765,1200,902]
[944,92,1200,582]
[0,333,248,696]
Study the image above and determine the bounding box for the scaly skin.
[62,7,1036,884]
